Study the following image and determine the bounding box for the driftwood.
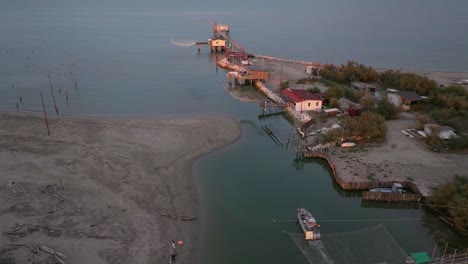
[3,224,41,238]
[13,244,68,264]
[160,213,197,221]
[11,243,39,254]
[59,178,65,191]
[39,245,67,260]
[4,224,62,239]
[47,207,65,214]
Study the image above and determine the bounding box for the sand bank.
[0,112,240,263]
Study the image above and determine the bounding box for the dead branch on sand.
[11,244,68,264]
[3,224,41,238]
[160,213,197,221]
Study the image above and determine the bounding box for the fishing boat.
[297,208,321,240]
[369,182,406,194]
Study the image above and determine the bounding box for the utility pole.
[341,124,345,145]
[280,63,283,87]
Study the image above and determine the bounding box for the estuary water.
[1,2,467,263]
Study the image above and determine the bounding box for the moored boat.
[297,208,321,240]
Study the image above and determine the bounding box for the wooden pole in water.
[431,244,437,259]
[40,92,50,136]
[48,74,59,115]
[72,63,78,90]
[441,242,448,264]
[450,248,457,263]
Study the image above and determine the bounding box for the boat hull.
[297,208,321,240]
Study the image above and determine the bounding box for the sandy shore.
[0,112,240,264]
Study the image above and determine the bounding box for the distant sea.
[1,2,467,263]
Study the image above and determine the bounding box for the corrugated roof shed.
[396,91,423,101]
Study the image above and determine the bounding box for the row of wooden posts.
[12,64,79,136]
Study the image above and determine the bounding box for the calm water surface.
[1,3,467,263]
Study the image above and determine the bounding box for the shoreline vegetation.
[0,112,240,263]
[219,56,467,234]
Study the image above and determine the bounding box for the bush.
[321,128,341,143]
[280,80,289,89]
[308,87,321,93]
[360,96,376,112]
[428,175,468,235]
[326,86,345,99]
[328,98,341,109]
[344,88,362,103]
[319,112,328,123]
[375,98,400,120]
[379,70,437,95]
[341,112,386,141]
[321,61,379,84]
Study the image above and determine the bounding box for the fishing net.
[288,224,408,264]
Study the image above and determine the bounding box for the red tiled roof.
[281,88,323,103]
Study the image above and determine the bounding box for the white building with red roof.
[280,88,323,112]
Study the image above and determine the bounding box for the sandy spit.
[0,112,240,264]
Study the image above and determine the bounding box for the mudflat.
[0,112,240,264]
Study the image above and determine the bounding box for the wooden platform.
[239,70,269,81]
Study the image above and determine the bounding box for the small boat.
[297,208,321,240]
[369,182,406,194]
[341,142,356,148]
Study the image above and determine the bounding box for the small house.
[281,88,323,112]
[209,39,226,52]
[350,82,378,94]
[388,91,423,110]
[424,124,457,140]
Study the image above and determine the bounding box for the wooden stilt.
[40,93,50,136]
[48,74,59,115]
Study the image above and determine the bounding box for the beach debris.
[3,224,41,238]
[6,181,27,194]
[160,213,197,221]
[47,206,66,214]
[41,184,65,206]
[3,224,63,239]
[12,244,68,264]
[59,178,65,190]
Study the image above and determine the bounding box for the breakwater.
[303,151,423,202]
